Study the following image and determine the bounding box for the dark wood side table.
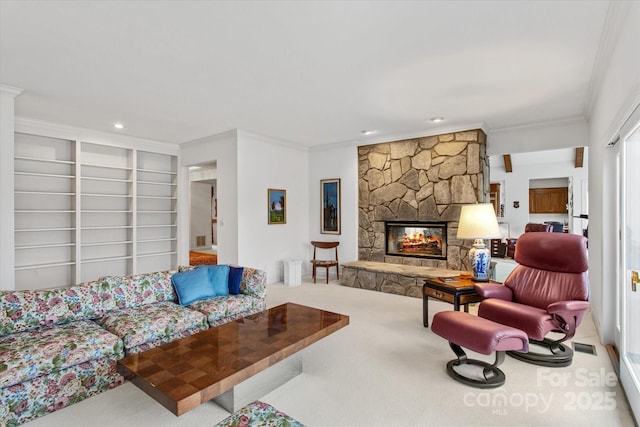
[423,277,485,327]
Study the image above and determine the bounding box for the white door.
[620,111,640,421]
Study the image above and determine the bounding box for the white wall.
[236,130,309,283]
[308,143,359,269]
[588,1,640,345]
[190,182,212,249]
[0,85,22,290]
[180,130,238,266]
[181,129,311,284]
[488,118,589,155]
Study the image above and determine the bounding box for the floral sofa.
[0,266,266,427]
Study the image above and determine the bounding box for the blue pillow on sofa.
[171,267,215,306]
[228,266,244,295]
[201,265,230,296]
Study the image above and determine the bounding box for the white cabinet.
[14,133,178,290]
[490,258,518,283]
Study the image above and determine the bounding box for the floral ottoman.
[215,400,304,427]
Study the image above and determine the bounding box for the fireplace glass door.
[385,222,447,259]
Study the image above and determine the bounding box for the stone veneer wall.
[358,129,488,272]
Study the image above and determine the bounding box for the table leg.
[464,304,469,313]
[423,294,429,327]
[453,297,460,311]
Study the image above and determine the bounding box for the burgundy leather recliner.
[474,232,589,367]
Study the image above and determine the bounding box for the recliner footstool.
[431,311,529,388]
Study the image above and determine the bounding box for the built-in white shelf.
[137,251,177,258]
[81,193,133,198]
[82,162,132,171]
[15,171,75,179]
[82,225,134,230]
[137,195,177,199]
[15,227,76,232]
[137,238,177,243]
[81,240,133,247]
[137,180,177,186]
[15,261,76,271]
[15,243,75,250]
[82,255,133,264]
[13,133,178,290]
[15,210,75,213]
[82,176,133,183]
[15,191,75,195]
[15,155,75,165]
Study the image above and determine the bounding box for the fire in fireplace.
[385,221,447,259]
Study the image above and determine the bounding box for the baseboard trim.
[606,343,620,376]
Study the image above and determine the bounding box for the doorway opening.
[189,162,217,264]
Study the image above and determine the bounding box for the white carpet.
[24,278,636,427]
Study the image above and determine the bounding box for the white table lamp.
[457,204,502,281]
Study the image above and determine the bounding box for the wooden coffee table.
[117,302,349,415]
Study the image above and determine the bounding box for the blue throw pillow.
[203,265,230,296]
[228,266,244,295]
[171,268,215,306]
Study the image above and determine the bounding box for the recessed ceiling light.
[429,117,445,123]
[113,123,125,130]
[361,130,376,136]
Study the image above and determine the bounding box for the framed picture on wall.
[268,188,286,224]
[321,178,340,234]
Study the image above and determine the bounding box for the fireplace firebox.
[385,221,447,259]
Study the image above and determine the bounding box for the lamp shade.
[457,204,501,239]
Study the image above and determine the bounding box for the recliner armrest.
[547,300,590,335]
[547,300,590,314]
[474,282,513,301]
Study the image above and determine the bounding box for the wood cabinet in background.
[529,187,568,213]
[489,183,501,216]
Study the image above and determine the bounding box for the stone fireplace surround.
[341,129,489,297]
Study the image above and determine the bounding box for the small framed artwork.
[321,178,340,234]
[268,188,286,224]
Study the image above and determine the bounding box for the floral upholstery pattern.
[240,267,267,302]
[0,320,123,388]
[95,270,177,311]
[0,283,103,336]
[97,301,208,354]
[1,266,267,425]
[189,294,264,327]
[215,400,304,427]
[0,358,124,427]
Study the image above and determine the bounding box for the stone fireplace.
[358,129,488,272]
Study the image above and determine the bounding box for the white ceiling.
[0,1,612,147]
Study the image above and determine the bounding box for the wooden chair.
[310,241,339,284]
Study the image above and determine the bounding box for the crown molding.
[310,121,488,152]
[0,84,23,98]
[14,116,179,155]
[583,1,631,119]
[236,129,309,152]
[488,116,587,135]
[180,128,238,147]
[180,128,309,153]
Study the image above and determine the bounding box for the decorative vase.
[469,239,491,281]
